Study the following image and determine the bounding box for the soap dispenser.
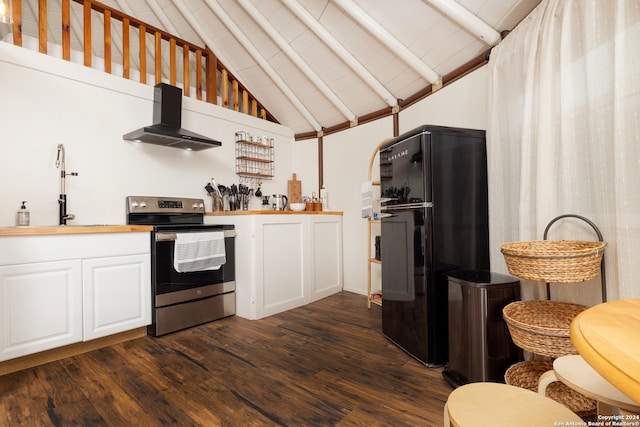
[17,201,30,226]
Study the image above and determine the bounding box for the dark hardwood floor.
[0,292,451,426]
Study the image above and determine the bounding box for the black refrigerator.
[379,125,489,367]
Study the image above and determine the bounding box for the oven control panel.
[126,196,205,214]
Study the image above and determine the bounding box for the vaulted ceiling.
[8,0,541,136]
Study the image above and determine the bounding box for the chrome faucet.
[56,144,78,225]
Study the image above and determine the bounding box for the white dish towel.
[173,231,226,273]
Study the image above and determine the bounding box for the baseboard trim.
[0,327,147,376]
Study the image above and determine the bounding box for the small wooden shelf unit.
[366,137,392,309]
[367,203,382,308]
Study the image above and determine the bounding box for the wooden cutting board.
[288,173,302,203]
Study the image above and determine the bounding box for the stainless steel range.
[126,196,235,336]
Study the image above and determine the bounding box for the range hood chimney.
[123,83,222,151]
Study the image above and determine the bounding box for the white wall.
[400,67,488,133]
[0,42,294,226]
[291,137,319,199]
[323,118,393,295]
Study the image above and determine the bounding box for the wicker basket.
[501,240,606,283]
[502,300,587,358]
[505,361,596,420]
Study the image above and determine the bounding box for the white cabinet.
[205,214,343,319]
[83,254,150,341]
[0,232,150,362]
[255,216,308,318]
[0,260,83,362]
[309,216,343,301]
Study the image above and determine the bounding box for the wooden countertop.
[206,210,343,216]
[570,298,640,405]
[0,225,153,236]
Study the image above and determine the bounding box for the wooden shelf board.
[237,172,274,179]
[369,298,382,307]
[236,139,273,148]
[236,156,273,163]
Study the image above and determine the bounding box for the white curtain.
[487,0,640,302]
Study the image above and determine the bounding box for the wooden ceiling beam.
[333,0,440,84]
[201,0,321,131]
[281,0,397,109]
[238,0,355,123]
[422,0,501,45]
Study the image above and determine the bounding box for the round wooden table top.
[446,382,582,426]
[570,298,640,405]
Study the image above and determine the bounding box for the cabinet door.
[83,254,150,340]
[0,260,83,362]
[255,217,308,319]
[309,216,343,301]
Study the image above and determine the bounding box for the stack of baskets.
[500,239,606,419]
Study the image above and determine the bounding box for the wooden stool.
[444,382,583,426]
[539,355,640,416]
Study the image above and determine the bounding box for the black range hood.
[123,83,222,151]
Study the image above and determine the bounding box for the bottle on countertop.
[16,201,30,226]
[320,185,328,211]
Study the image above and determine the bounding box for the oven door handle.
[155,229,236,242]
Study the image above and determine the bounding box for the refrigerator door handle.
[381,202,432,211]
